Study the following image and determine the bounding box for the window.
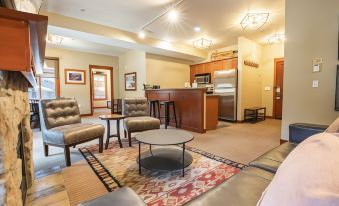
[28,57,59,100]
[93,73,107,100]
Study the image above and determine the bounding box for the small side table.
[244,107,266,123]
[99,114,125,149]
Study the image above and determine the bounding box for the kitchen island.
[145,88,218,133]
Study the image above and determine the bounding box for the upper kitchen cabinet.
[195,63,205,74]
[222,58,238,69]
[0,7,48,87]
[190,58,238,84]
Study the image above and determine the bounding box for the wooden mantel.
[0,7,48,87]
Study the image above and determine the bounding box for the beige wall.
[282,0,339,139]
[146,54,191,89]
[237,37,263,120]
[262,42,284,116]
[92,68,111,108]
[119,50,146,98]
[45,47,119,114]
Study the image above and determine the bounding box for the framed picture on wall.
[64,69,86,84]
[125,72,137,91]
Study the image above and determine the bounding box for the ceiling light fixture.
[267,33,285,44]
[46,34,63,45]
[138,31,146,39]
[194,27,201,32]
[240,13,269,30]
[193,38,212,49]
[168,9,179,22]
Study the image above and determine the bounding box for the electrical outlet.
[312,80,319,88]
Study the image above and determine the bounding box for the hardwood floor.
[26,172,70,206]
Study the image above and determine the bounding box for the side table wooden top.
[99,114,125,120]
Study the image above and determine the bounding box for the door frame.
[89,65,114,115]
[273,57,284,119]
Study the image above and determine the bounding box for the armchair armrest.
[289,123,328,143]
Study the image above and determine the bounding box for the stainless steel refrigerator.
[214,69,238,122]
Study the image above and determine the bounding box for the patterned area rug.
[79,138,246,206]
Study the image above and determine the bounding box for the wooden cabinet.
[222,58,238,69]
[190,58,238,84]
[145,89,206,133]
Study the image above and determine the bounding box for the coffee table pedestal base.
[137,147,193,176]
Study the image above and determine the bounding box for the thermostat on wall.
[312,58,322,73]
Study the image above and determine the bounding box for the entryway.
[273,58,284,119]
[89,65,114,116]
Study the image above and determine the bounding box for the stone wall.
[0,71,34,206]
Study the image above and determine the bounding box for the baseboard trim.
[80,113,92,117]
[280,139,288,144]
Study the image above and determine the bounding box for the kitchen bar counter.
[145,88,218,133]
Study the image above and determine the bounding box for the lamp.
[240,13,269,30]
[193,38,212,49]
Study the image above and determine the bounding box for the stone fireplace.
[0,71,34,206]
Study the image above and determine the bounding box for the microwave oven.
[195,73,211,84]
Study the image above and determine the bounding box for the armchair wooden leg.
[64,146,71,167]
[124,130,127,138]
[99,136,103,153]
[128,132,132,147]
[44,144,49,157]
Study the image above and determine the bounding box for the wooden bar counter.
[145,88,218,133]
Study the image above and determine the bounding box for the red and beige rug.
[79,138,246,206]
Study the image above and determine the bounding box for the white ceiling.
[42,0,285,51]
[47,37,130,57]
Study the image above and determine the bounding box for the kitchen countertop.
[145,88,207,91]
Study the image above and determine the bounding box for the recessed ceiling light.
[240,13,269,30]
[46,34,64,45]
[194,27,201,32]
[80,8,86,12]
[138,31,145,39]
[168,9,179,22]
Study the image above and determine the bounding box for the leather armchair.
[122,98,160,146]
[39,99,105,166]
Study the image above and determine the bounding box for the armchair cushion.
[122,98,148,117]
[124,116,160,133]
[40,99,81,130]
[44,123,105,145]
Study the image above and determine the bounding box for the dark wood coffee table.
[135,129,194,177]
[99,114,125,149]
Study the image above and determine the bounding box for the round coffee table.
[135,129,194,177]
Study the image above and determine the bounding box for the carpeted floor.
[31,113,281,205]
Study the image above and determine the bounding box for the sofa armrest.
[289,123,328,143]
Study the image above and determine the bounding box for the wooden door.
[195,64,205,74]
[273,59,284,119]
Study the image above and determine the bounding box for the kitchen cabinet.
[223,58,238,69]
[190,58,238,84]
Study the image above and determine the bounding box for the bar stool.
[148,100,160,119]
[160,101,178,129]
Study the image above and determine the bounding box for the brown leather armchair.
[122,98,160,147]
[39,99,104,166]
